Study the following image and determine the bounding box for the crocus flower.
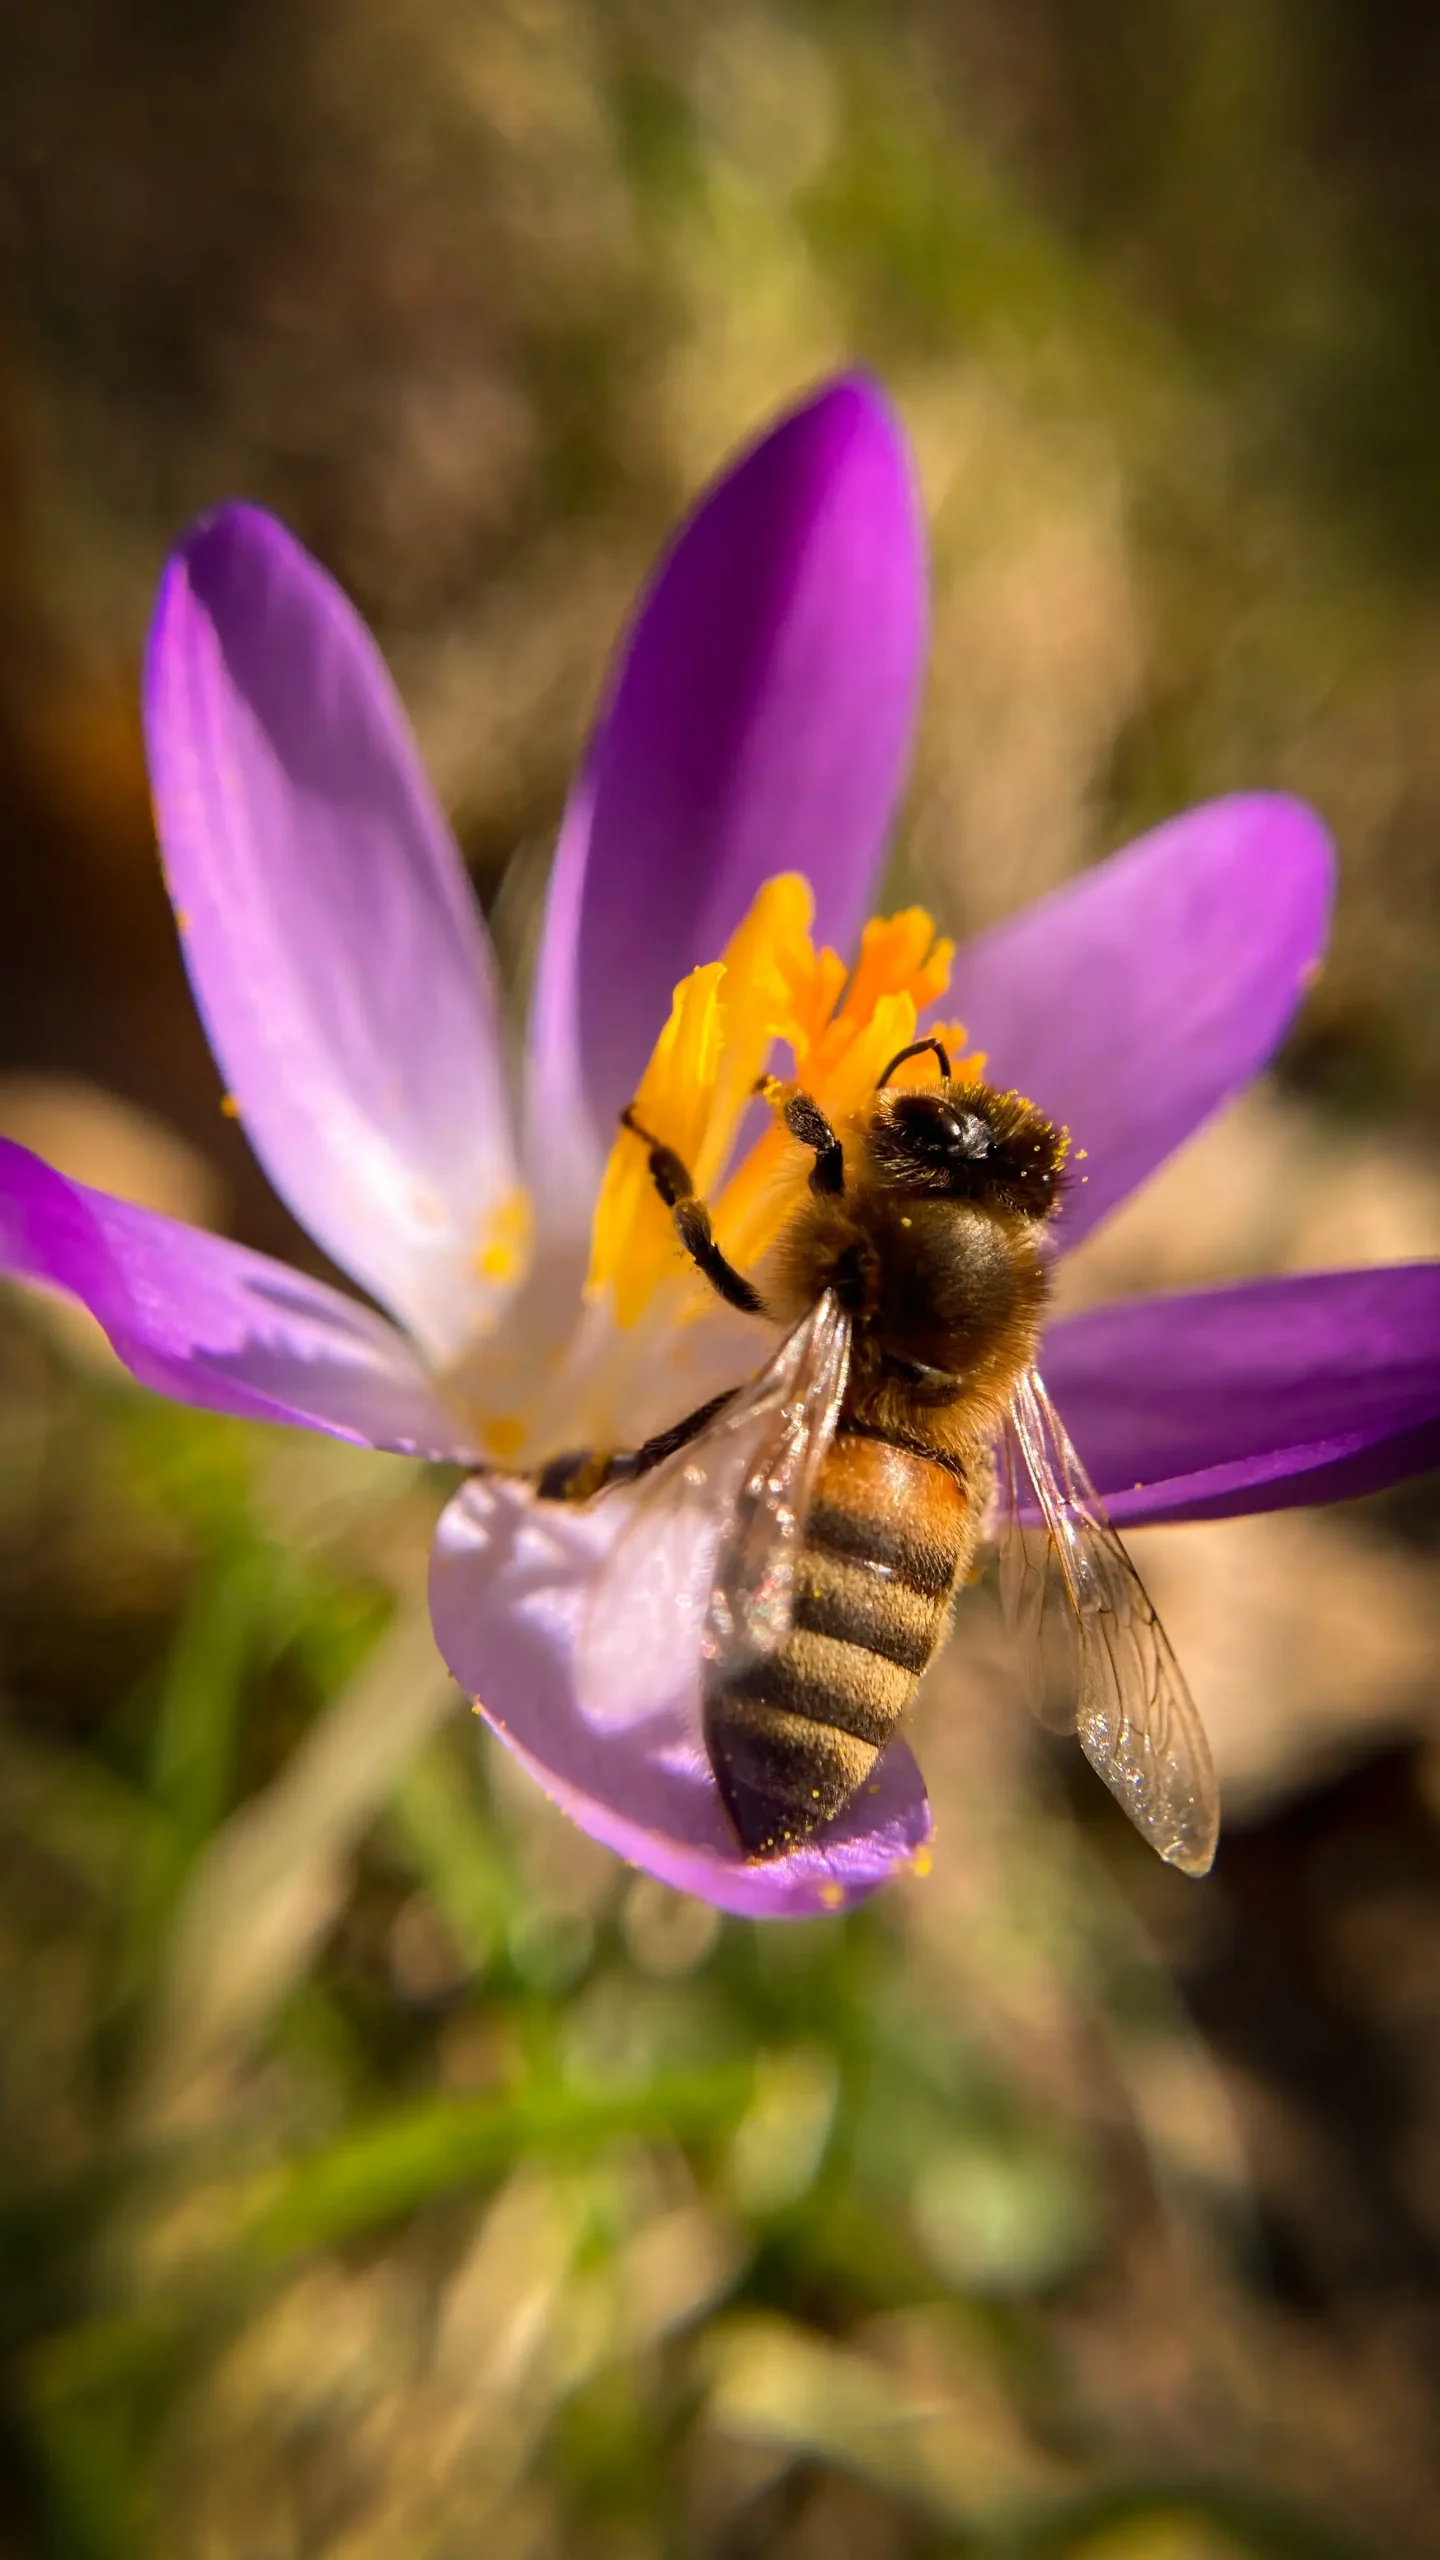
[3,378,1437,1921]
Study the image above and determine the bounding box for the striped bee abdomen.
[704,1430,976,1858]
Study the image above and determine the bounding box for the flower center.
[586,873,980,1330]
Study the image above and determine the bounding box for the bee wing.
[995,1419,1083,1734]
[702,1286,852,1677]
[578,1291,851,1721]
[1003,1369,1220,1877]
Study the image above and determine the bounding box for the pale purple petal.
[1041,1265,1440,1527]
[145,505,519,1368]
[0,1138,481,1459]
[948,797,1335,1248]
[526,375,927,1229]
[429,1473,932,1919]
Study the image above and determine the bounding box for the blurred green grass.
[0,1296,1386,2557]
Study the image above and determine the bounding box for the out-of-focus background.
[1,4,1439,2553]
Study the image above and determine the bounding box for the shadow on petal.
[429,1473,931,1920]
[0,1137,479,1460]
[185,1267,483,1457]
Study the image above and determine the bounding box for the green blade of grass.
[120,1554,277,1993]
[243,2065,754,2258]
[389,1728,516,1969]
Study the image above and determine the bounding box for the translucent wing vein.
[1005,1369,1219,1875]
[578,1292,851,1722]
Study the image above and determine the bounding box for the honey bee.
[540,1038,1219,1877]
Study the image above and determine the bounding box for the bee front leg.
[620,1108,766,1316]
[756,1076,845,1194]
[783,1092,845,1195]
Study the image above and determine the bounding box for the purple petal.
[145,505,519,1367]
[526,375,927,1225]
[1041,1264,1440,1526]
[948,797,1335,1248]
[0,1137,480,1459]
[429,1473,932,1919]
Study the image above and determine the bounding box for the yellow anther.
[586,874,980,1329]
[841,908,952,1031]
[588,960,727,1326]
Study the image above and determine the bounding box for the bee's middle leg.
[621,1108,765,1315]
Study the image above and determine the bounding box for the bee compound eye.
[893,1093,994,1161]
[950,1112,994,1160]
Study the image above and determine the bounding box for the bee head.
[865,1079,1065,1221]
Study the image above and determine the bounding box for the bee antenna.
[876,1036,952,1089]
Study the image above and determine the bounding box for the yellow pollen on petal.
[585,872,982,1330]
[481,1414,526,1461]
[473,1186,533,1286]
[220,1093,240,1118]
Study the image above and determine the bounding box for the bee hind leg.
[534,1386,736,1503]
[620,1108,766,1315]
